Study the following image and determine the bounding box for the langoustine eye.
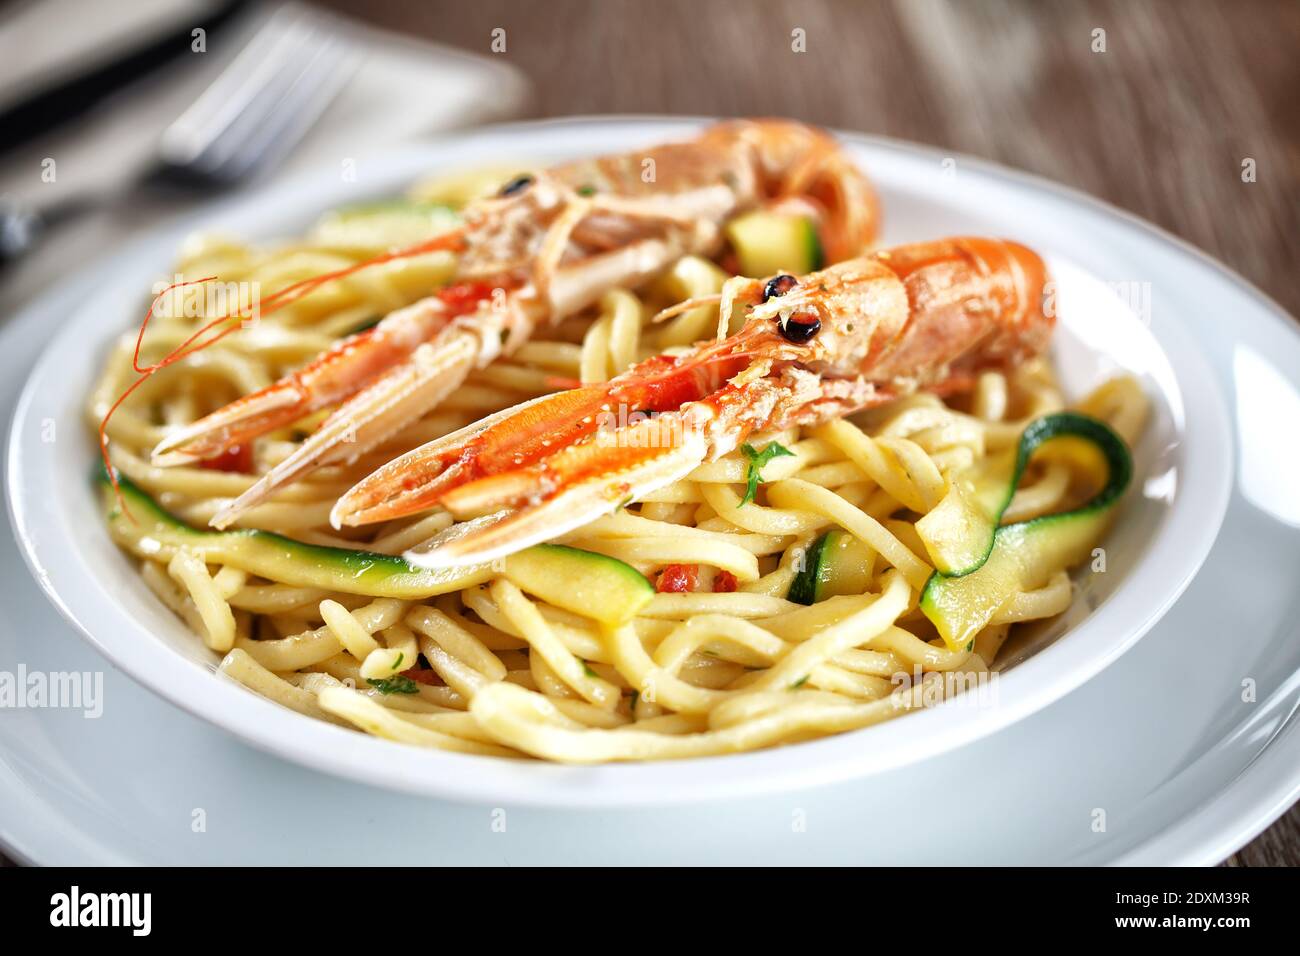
[779,311,821,342]
[762,274,799,301]
[499,174,534,197]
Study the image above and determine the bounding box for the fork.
[0,3,359,264]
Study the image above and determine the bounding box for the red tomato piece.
[712,570,739,593]
[199,443,253,474]
[656,564,699,593]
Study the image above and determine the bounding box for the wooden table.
[7,0,1293,867]
[316,0,1299,866]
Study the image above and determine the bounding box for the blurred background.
[1,0,1296,864]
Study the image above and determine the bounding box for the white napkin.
[0,0,530,312]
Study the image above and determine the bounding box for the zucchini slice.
[916,447,1018,576]
[503,544,654,626]
[99,471,491,598]
[100,474,655,623]
[311,200,460,251]
[788,529,874,606]
[725,211,824,277]
[919,413,1133,650]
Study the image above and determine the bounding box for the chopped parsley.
[581,660,599,679]
[367,675,418,695]
[790,674,810,689]
[740,441,795,506]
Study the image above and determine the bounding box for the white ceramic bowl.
[5,118,1233,806]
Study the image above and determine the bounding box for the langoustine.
[137,121,879,528]
[330,236,1052,567]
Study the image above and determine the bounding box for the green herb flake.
[577,185,597,196]
[790,675,810,689]
[740,441,795,506]
[368,675,418,695]
[581,660,599,679]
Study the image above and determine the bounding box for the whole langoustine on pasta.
[332,237,1052,567]
[139,121,880,528]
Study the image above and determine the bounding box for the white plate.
[5,119,1236,806]
[5,119,1294,858]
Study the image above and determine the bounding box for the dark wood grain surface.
[5,0,1295,867]
[321,0,1300,320]
[313,0,1299,866]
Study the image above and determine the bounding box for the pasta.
[88,177,1149,764]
